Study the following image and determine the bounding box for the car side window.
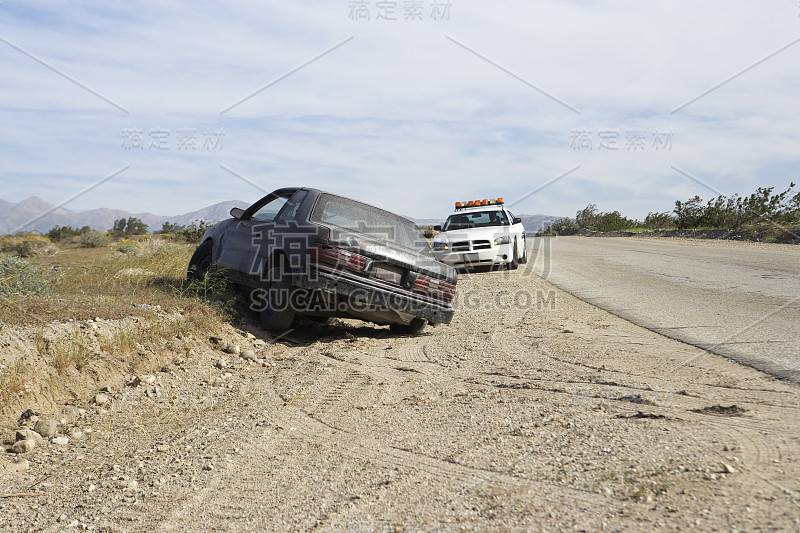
[252,195,291,222]
[275,190,308,222]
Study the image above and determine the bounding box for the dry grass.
[0,358,28,404]
[0,239,236,413]
[0,239,230,326]
[52,329,96,373]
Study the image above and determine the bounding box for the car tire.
[187,240,213,281]
[518,239,528,264]
[259,263,296,334]
[508,240,519,270]
[389,317,427,335]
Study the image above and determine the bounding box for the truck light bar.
[455,198,504,210]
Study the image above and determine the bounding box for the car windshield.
[310,194,432,255]
[442,210,509,231]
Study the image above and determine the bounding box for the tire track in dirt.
[267,337,606,506]
[346,334,800,508]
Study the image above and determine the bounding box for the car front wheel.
[187,240,213,281]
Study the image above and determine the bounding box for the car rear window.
[310,193,431,255]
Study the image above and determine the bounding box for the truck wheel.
[187,240,213,281]
[259,264,296,333]
[508,240,519,270]
[390,317,427,335]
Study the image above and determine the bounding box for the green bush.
[47,225,91,242]
[644,212,675,229]
[117,244,140,255]
[673,184,800,229]
[110,217,148,237]
[176,221,212,243]
[79,230,110,248]
[546,218,579,235]
[0,255,51,296]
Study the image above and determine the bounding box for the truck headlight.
[433,242,449,251]
[493,236,510,245]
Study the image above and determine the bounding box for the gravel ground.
[1,266,799,532]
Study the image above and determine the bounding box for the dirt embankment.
[1,267,799,531]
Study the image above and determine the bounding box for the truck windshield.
[442,210,509,230]
[310,194,432,255]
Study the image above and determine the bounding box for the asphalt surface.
[527,236,800,383]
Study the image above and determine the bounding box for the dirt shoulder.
[1,266,799,531]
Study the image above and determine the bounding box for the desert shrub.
[595,211,636,232]
[175,221,212,243]
[546,218,579,235]
[47,225,92,242]
[0,234,58,257]
[116,237,141,255]
[673,184,800,229]
[575,204,599,229]
[117,244,140,255]
[0,255,51,296]
[79,230,110,248]
[644,212,675,229]
[110,217,148,237]
[571,204,638,232]
[421,227,436,239]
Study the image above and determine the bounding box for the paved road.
[527,236,800,383]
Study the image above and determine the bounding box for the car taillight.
[311,244,368,272]
[412,274,456,301]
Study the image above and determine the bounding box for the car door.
[242,190,310,283]
[216,192,294,283]
[506,209,525,257]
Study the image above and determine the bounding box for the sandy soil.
[1,266,798,532]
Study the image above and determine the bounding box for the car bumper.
[296,269,455,325]
[433,244,512,268]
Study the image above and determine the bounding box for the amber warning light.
[455,198,504,210]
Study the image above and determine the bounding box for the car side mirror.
[433,225,441,231]
[513,217,522,225]
[230,207,245,220]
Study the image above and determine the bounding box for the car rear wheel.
[518,239,528,264]
[389,317,427,335]
[508,240,519,270]
[187,240,213,281]
[259,263,296,334]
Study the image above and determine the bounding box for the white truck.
[431,198,527,270]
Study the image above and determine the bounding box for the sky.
[1,0,799,221]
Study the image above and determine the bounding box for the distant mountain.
[0,197,249,235]
[1,197,562,236]
[518,214,560,233]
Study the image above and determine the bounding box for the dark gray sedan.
[187,187,457,335]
